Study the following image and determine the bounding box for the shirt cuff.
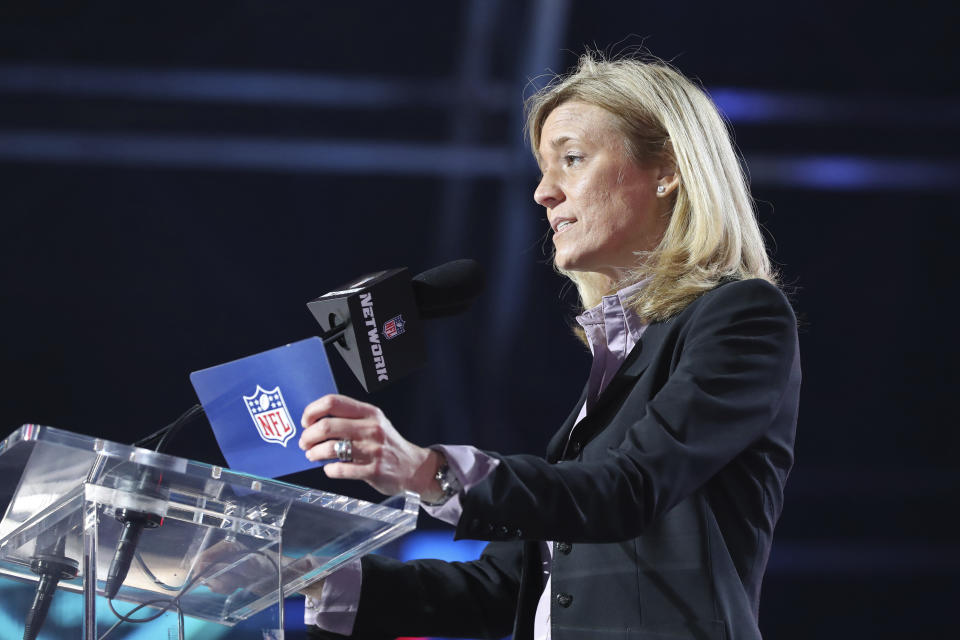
[421,445,499,526]
[303,558,362,635]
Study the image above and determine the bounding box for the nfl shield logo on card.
[243,385,297,447]
[382,314,406,340]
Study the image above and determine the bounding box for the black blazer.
[310,278,801,640]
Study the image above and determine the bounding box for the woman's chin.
[553,252,599,276]
[553,258,623,290]
[552,255,580,274]
[552,247,589,273]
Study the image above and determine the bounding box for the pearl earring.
[657,185,666,194]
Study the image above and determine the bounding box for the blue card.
[189,337,336,478]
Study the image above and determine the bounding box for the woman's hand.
[299,577,325,600]
[299,394,444,501]
[193,539,277,595]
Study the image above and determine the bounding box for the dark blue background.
[2,1,958,638]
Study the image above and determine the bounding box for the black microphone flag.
[307,260,484,393]
[307,267,427,393]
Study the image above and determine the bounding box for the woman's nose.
[534,173,564,209]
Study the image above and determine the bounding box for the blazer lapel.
[562,319,670,453]
[591,320,665,414]
[546,384,587,463]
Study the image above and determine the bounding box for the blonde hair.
[526,52,777,323]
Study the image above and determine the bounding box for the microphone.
[411,258,485,318]
[102,469,164,600]
[307,259,484,392]
[108,406,205,597]
[23,534,78,640]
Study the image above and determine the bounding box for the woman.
[301,53,801,640]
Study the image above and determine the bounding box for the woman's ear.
[655,166,679,197]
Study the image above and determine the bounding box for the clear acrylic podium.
[0,424,419,639]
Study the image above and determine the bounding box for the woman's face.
[534,101,671,283]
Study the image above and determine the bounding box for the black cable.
[131,404,205,451]
[98,570,204,640]
[135,551,185,592]
[107,596,176,625]
[131,421,179,449]
[97,545,281,640]
[97,596,182,640]
[154,404,204,453]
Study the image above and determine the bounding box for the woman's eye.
[564,154,583,166]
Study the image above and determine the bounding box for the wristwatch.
[425,455,462,506]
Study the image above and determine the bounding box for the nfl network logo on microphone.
[382,314,406,340]
[243,385,297,447]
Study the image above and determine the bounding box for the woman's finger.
[322,460,379,482]
[304,436,382,464]
[193,540,245,576]
[299,417,380,450]
[301,394,378,427]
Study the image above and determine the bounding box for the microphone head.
[412,259,485,319]
[307,260,483,392]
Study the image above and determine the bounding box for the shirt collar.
[575,278,649,350]
[576,279,648,326]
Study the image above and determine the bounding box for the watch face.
[436,464,462,497]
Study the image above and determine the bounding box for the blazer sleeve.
[455,279,800,543]
[308,539,523,640]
